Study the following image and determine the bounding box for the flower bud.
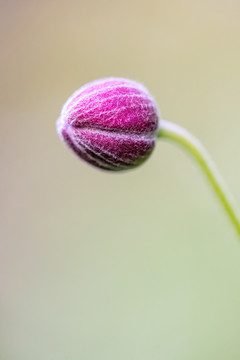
[57,78,160,171]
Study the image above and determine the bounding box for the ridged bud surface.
[57,78,160,171]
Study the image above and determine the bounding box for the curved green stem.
[157,120,240,238]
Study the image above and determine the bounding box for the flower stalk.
[158,120,240,237]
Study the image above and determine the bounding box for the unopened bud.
[57,78,160,171]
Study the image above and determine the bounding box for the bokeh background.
[1,0,240,359]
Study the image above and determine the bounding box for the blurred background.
[1,0,240,359]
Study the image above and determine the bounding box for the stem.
[157,119,240,238]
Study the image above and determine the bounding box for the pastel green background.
[1,1,240,359]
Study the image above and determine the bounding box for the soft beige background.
[1,1,240,359]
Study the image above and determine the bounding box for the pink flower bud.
[57,78,160,171]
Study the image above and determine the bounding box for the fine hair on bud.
[57,78,160,171]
